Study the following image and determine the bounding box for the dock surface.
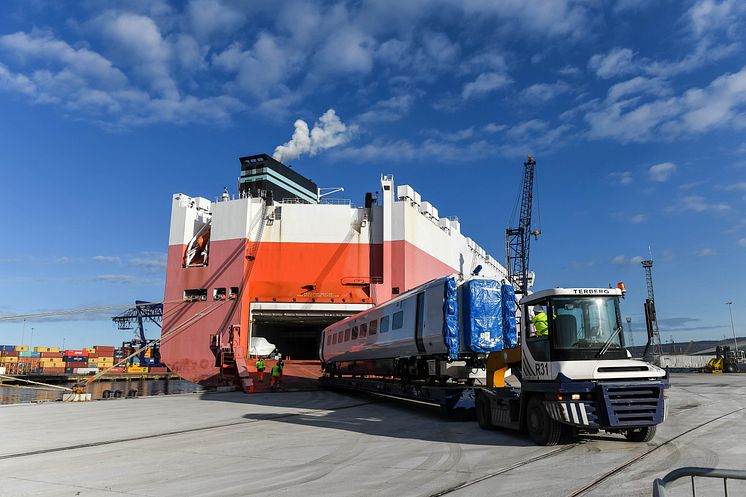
[1,373,745,496]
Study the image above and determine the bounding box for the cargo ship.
[162,154,508,385]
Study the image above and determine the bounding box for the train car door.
[415,292,426,353]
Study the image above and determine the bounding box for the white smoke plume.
[273,109,353,163]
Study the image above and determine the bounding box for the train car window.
[332,333,337,345]
[369,320,378,335]
[392,311,404,329]
[326,335,331,346]
[380,316,390,333]
[344,329,351,341]
[337,331,343,344]
[351,326,358,339]
[360,323,367,338]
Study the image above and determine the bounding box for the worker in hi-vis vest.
[270,362,283,390]
[255,358,266,383]
[531,306,549,337]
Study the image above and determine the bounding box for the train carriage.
[320,275,517,381]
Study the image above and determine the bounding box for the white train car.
[320,275,517,381]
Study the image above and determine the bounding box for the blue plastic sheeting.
[501,284,518,348]
[462,279,503,353]
[443,276,460,359]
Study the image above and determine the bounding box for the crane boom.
[506,156,539,295]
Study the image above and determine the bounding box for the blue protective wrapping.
[501,284,518,348]
[462,279,503,353]
[443,276,459,359]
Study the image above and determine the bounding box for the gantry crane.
[506,156,540,295]
[112,301,163,364]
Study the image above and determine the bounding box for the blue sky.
[1,0,744,349]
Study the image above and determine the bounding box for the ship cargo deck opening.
[250,304,361,360]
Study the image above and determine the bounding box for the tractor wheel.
[476,392,494,430]
[625,425,656,442]
[526,395,562,446]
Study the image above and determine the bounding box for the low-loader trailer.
[322,284,668,446]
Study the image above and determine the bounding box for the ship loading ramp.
[249,303,370,360]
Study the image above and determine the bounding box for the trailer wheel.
[526,395,561,446]
[476,392,493,430]
[624,425,656,442]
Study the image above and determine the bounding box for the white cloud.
[128,253,167,273]
[688,0,746,37]
[0,31,127,88]
[608,171,633,185]
[460,0,596,39]
[739,238,746,247]
[273,109,355,163]
[696,248,717,256]
[584,66,746,142]
[669,195,731,213]
[518,81,572,103]
[94,274,138,284]
[557,65,581,77]
[588,48,637,79]
[314,27,377,75]
[462,72,511,100]
[484,122,507,133]
[95,12,177,98]
[356,95,413,123]
[93,255,122,264]
[649,162,677,182]
[628,214,647,223]
[721,182,746,191]
[611,255,644,266]
[187,0,245,40]
[0,28,243,129]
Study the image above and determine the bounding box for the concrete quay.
[1,373,745,496]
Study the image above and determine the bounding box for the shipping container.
[34,346,61,353]
[1,351,19,357]
[107,366,126,373]
[126,366,148,373]
[40,361,66,368]
[0,345,15,351]
[40,351,63,358]
[0,366,5,374]
[94,346,116,352]
[149,366,169,373]
[42,367,66,374]
[19,351,41,358]
[15,345,30,352]
[73,368,98,374]
[1,356,19,363]
[63,356,89,362]
[63,350,89,357]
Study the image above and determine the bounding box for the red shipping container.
[88,352,98,358]
[41,352,63,358]
[1,351,19,357]
[65,361,87,368]
[94,346,115,352]
[64,349,89,357]
[42,367,65,374]
[107,367,126,373]
[149,367,168,373]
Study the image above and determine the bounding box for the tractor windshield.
[549,296,625,360]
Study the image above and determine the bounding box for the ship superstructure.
[161,154,507,384]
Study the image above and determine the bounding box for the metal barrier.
[653,467,746,497]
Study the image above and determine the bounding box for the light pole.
[726,302,738,353]
[30,327,34,352]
